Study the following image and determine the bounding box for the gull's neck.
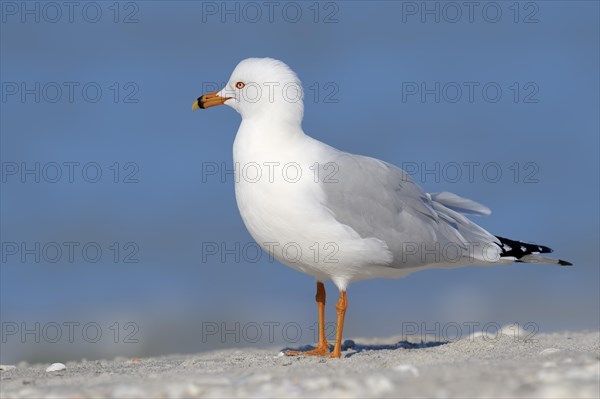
[239,114,306,140]
[233,114,310,163]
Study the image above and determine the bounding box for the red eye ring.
[235,82,245,89]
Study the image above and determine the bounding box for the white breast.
[232,121,393,288]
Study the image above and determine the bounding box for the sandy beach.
[1,330,598,398]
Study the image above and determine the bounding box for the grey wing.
[319,153,500,268]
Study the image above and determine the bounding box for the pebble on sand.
[45,363,66,372]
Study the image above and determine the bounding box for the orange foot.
[285,344,330,357]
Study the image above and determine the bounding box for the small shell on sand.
[46,363,66,372]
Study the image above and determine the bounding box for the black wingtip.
[495,235,571,266]
[558,259,573,266]
[495,235,554,257]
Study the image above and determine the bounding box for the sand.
[1,330,598,398]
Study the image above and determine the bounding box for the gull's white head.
[193,58,304,124]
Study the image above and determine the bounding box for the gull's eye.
[235,82,245,89]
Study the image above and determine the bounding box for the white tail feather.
[431,191,491,216]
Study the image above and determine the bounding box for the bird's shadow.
[282,339,448,358]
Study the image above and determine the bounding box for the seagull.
[192,58,572,358]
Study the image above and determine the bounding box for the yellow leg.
[285,282,330,357]
[329,291,347,358]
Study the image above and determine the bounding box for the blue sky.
[1,1,598,363]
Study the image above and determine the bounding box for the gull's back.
[317,151,502,270]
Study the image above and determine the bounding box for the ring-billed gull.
[192,58,572,358]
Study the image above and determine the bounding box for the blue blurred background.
[1,1,598,364]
